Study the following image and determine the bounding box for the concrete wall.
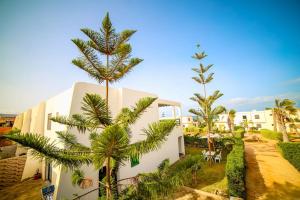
[21,102,46,180]
[43,87,74,200]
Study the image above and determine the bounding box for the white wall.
[18,82,184,200]
[22,102,46,180]
[43,86,74,200]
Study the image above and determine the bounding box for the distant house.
[215,109,300,132]
[12,82,185,199]
[182,116,198,128]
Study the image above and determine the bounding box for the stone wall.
[0,155,27,189]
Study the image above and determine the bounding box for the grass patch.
[185,146,228,196]
[260,129,282,141]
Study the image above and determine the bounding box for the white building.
[13,82,185,200]
[181,116,198,128]
[215,109,275,131]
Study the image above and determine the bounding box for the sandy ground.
[245,137,300,200]
[0,179,43,200]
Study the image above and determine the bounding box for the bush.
[260,129,282,141]
[278,142,300,171]
[234,126,244,131]
[234,128,245,138]
[225,139,245,198]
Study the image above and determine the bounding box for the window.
[47,113,52,130]
[255,115,260,119]
[257,124,262,128]
[130,156,139,167]
[270,114,272,116]
[242,115,247,120]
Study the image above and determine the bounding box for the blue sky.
[1,0,300,115]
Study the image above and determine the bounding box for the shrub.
[234,126,244,131]
[260,129,282,141]
[278,142,300,171]
[234,128,245,138]
[225,139,245,198]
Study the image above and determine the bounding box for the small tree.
[273,99,298,142]
[4,94,175,200]
[189,46,225,164]
[72,12,143,107]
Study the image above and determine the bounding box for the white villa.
[215,109,300,132]
[12,82,185,199]
[181,116,198,128]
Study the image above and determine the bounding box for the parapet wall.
[0,155,27,189]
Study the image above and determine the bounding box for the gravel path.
[245,138,300,200]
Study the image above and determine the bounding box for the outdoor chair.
[214,152,222,163]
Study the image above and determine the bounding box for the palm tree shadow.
[264,182,300,200]
[245,145,267,200]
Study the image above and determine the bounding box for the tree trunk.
[207,121,213,166]
[279,116,289,142]
[106,158,112,200]
[282,122,289,142]
[273,110,278,132]
[105,80,109,109]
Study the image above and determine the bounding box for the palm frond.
[115,97,157,127]
[129,120,176,157]
[51,114,93,133]
[81,93,112,127]
[56,131,90,151]
[4,131,92,168]
[72,169,85,186]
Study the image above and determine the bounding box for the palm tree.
[228,109,236,135]
[72,12,143,107]
[189,46,225,164]
[273,99,298,142]
[4,94,176,199]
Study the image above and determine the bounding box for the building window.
[257,124,262,128]
[270,114,272,116]
[255,115,260,119]
[242,115,247,120]
[130,156,139,167]
[47,113,52,130]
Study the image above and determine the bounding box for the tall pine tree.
[189,45,225,164]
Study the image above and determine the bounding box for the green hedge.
[234,128,245,138]
[278,142,300,171]
[260,129,282,141]
[225,139,245,198]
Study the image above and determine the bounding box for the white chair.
[214,152,222,163]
